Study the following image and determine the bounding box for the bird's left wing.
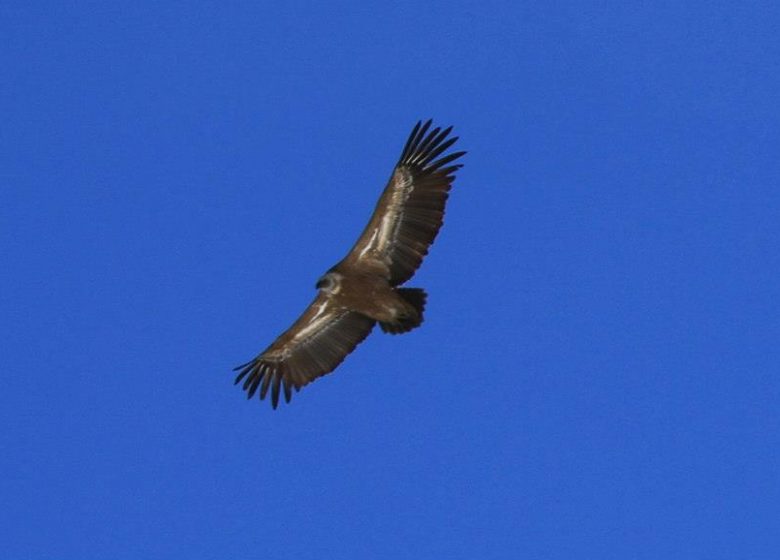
[341,120,465,285]
[234,292,375,408]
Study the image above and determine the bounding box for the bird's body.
[319,271,414,325]
[234,120,465,408]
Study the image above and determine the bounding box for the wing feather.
[342,120,465,285]
[234,293,375,408]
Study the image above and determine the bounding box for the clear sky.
[2,2,779,559]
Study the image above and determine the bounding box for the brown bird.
[234,120,465,408]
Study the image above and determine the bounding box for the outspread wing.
[233,293,375,409]
[342,120,466,285]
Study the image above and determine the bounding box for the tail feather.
[380,288,427,334]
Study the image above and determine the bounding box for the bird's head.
[315,272,342,294]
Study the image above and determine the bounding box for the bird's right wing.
[234,292,375,408]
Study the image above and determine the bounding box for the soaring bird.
[234,120,465,408]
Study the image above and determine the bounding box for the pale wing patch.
[357,228,380,259]
[369,169,414,262]
[290,299,333,346]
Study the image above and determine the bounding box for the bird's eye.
[316,276,331,290]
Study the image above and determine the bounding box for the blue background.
[3,2,779,558]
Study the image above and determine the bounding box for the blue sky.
[2,2,779,558]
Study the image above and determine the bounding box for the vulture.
[234,120,465,408]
